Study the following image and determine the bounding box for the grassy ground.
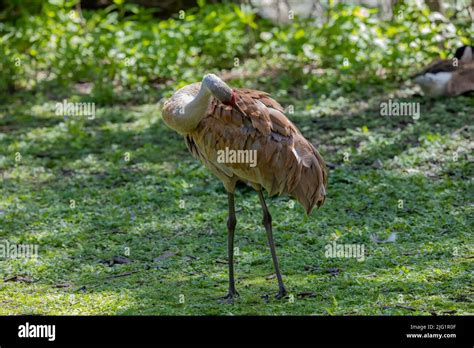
[0,85,472,315]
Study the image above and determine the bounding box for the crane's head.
[454,45,473,63]
[202,74,235,106]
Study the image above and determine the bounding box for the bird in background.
[162,74,327,302]
[413,45,474,97]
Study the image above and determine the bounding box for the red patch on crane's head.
[222,90,237,107]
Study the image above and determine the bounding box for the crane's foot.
[275,287,287,300]
[218,290,239,304]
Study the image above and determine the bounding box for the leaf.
[48,0,64,6]
[294,29,305,40]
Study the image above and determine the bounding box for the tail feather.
[291,143,328,215]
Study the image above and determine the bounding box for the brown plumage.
[182,84,327,214]
[446,62,474,97]
[162,74,327,301]
[413,45,474,97]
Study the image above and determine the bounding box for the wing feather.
[187,86,328,214]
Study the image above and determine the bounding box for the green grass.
[0,85,472,315]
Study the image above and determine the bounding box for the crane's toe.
[275,287,287,300]
[217,290,240,304]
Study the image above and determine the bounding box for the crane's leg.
[219,191,239,303]
[257,190,287,299]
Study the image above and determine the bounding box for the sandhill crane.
[413,45,474,97]
[162,74,327,302]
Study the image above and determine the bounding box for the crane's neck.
[162,74,234,135]
[162,82,212,135]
